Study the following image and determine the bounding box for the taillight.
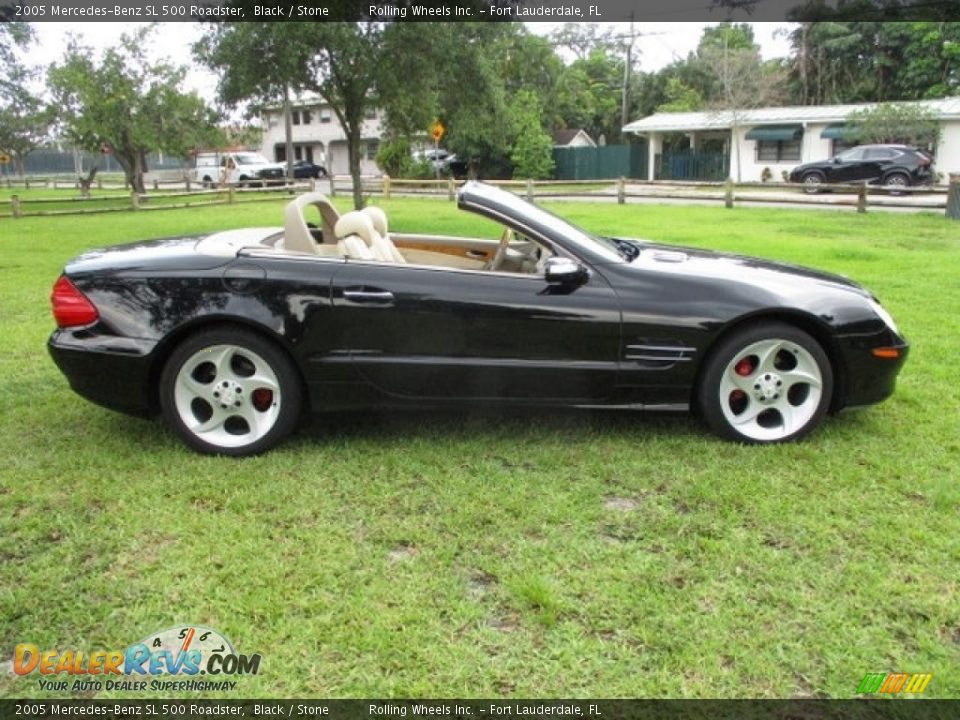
[918,156,931,166]
[51,276,99,328]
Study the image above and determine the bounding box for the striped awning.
[744,125,804,141]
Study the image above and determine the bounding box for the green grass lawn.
[1,197,958,699]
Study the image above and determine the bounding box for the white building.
[260,95,385,176]
[623,97,960,182]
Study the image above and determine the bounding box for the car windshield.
[463,184,624,263]
[235,153,271,165]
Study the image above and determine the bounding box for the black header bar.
[1,0,958,23]
[3,699,960,720]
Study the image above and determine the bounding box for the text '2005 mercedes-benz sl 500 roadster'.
[49,182,908,455]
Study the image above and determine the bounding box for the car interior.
[278,192,555,275]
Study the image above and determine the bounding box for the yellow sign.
[430,121,445,142]
[0,153,11,164]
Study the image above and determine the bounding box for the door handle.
[343,289,395,304]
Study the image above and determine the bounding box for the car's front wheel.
[801,171,825,194]
[697,322,833,443]
[160,328,303,455]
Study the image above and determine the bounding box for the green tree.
[787,21,960,105]
[0,22,33,97]
[48,29,223,194]
[656,78,704,113]
[699,43,787,181]
[0,87,51,176]
[508,91,555,180]
[377,22,523,179]
[553,49,624,144]
[844,102,942,146]
[199,17,525,202]
[197,21,384,209]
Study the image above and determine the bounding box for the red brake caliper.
[252,388,273,412]
[735,358,754,377]
[730,357,754,408]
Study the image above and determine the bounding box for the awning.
[744,124,804,141]
[820,123,847,139]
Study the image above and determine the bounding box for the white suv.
[192,152,286,187]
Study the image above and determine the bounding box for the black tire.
[801,171,825,194]
[697,322,833,444]
[883,171,911,195]
[159,327,303,456]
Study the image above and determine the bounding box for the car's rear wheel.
[801,171,825,194]
[698,322,833,443]
[160,328,302,456]
[883,171,911,195]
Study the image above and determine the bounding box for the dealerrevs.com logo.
[12,625,261,692]
[857,672,933,696]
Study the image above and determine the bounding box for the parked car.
[413,148,468,177]
[292,159,328,179]
[192,151,285,187]
[48,182,908,455]
[788,144,934,192]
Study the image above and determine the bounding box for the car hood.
[611,238,870,298]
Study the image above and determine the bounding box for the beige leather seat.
[361,206,407,263]
[283,192,340,255]
[334,212,377,260]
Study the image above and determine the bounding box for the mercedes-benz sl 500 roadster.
[49,182,908,455]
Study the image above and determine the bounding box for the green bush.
[375,138,414,177]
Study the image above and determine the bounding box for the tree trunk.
[347,124,364,210]
[116,151,146,195]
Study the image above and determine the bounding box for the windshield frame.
[457,182,625,265]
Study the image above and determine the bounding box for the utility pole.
[620,14,635,142]
[283,85,294,181]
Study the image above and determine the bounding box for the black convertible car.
[49,182,908,455]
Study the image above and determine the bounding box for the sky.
[24,21,795,109]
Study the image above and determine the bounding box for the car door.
[322,261,621,402]
[864,147,897,180]
[828,147,869,182]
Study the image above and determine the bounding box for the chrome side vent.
[625,342,696,369]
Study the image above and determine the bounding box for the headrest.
[335,211,376,244]
[362,206,388,236]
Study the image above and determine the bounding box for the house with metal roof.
[623,97,960,183]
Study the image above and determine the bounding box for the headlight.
[869,298,900,337]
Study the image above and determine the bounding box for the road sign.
[430,120,445,142]
[0,153,10,165]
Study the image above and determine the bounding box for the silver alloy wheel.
[718,338,823,442]
[172,344,282,449]
[885,174,908,187]
[802,174,823,193]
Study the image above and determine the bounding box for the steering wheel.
[485,227,514,271]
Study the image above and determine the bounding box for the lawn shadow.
[295,406,700,446]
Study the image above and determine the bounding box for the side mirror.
[544,257,587,285]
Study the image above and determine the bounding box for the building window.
[364,108,377,119]
[832,139,855,156]
[365,141,379,161]
[301,110,312,125]
[756,140,801,163]
[320,110,331,124]
[292,111,301,126]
